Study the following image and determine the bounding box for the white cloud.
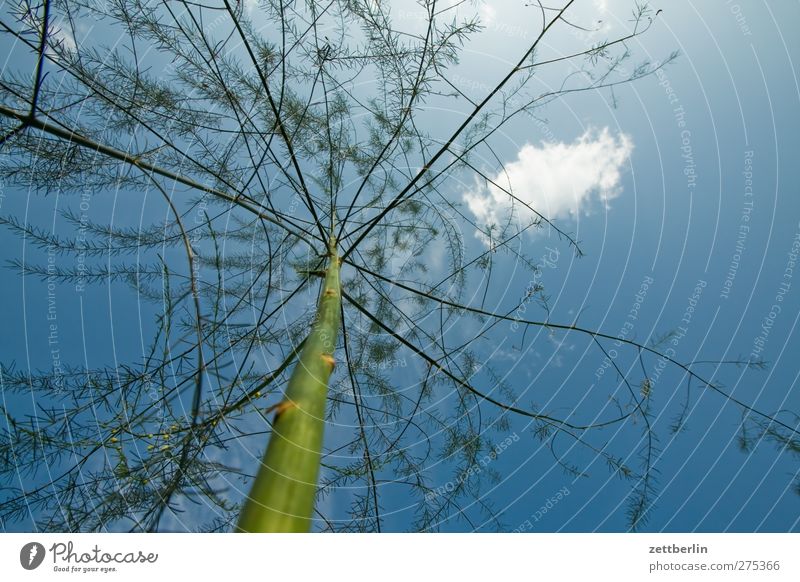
[53,27,76,53]
[463,128,633,243]
[593,0,610,12]
[39,16,76,54]
[479,4,497,24]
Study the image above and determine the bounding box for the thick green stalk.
[236,238,341,532]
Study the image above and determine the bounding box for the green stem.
[236,238,341,532]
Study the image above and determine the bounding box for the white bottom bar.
[2,533,797,580]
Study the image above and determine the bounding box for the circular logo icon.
[20,542,46,570]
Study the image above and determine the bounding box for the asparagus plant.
[236,237,341,532]
[2,1,796,535]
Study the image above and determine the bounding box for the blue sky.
[1,0,799,532]
[428,0,800,532]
